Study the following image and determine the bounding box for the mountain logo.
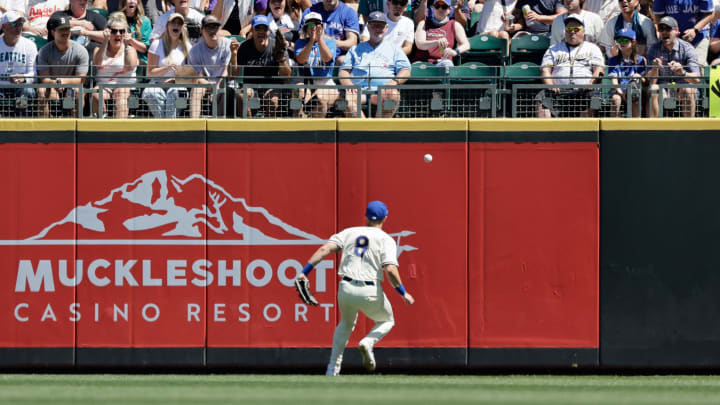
[8,170,418,256]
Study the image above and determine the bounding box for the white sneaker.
[358,340,376,372]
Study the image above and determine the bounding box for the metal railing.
[0,68,712,119]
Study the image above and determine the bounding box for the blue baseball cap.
[615,28,636,40]
[366,201,388,221]
[252,14,270,28]
[367,11,387,24]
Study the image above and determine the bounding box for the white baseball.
[424,154,433,163]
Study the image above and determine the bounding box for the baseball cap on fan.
[1,10,26,25]
[366,201,389,221]
[563,14,584,26]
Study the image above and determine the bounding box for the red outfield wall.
[0,119,598,369]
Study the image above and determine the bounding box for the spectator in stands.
[582,0,619,23]
[360,0,414,55]
[536,14,603,117]
[654,0,713,66]
[23,0,69,38]
[413,0,469,65]
[295,11,337,117]
[0,11,37,116]
[91,12,138,117]
[359,0,387,26]
[151,0,204,43]
[187,15,235,117]
[301,0,359,64]
[266,0,300,53]
[142,13,190,117]
[472,0,516,45]
[37,14,89,117]
[49,0,107,51]
[119,0,152,65]
[598,0,657,58]
[708,8,720,65]
[211,0,254,36]
[507,0,565,37]
[647,15,700,117]
[549,0,602,45]
[607,28,646,117]
[413,0,469,27]
[339,11,410,117]
[231,14,291,116]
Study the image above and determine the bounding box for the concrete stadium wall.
[0,118,714,369]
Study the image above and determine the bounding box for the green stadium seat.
[408,62,447,84]
[449,62,496,84]
[509,33,550,65]
[461,34,508,67]
[89,7,109,19]
[22,33,48,50]
[502,61,542,84]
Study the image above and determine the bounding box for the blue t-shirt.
[711,20,720,39]
[295,38,338,77]
[301,2,360,56]
[607,55,647,85]
[340,40,411,90]
[653,0,713,46]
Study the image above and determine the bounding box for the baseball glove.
[295,278,319,306]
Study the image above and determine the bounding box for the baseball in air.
[424,154,433,163]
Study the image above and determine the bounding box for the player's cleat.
[325,364,340,376]
[358,340,376,372]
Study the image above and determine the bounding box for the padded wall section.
[336,119,469,368]
[600,119,720,367]
[74,120,207,366]
[0,120,76,366]
[205,120,338,366]
[467,120,599,367]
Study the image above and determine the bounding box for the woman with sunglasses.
[608,28,646,117]
[119,0,152,66]
[414,0,469,65]
[92,12,139,118]
[142,13,192,117]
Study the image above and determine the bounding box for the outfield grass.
[1,374,720,404]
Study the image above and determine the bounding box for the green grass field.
[1,374,720,404]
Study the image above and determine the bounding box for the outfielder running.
[296,200,415,376]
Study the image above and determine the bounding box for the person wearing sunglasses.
[413,0,469,28]
[300,0,359,65]
[646,15,700,117]
[360,0,414,55]
[598,0,657,59]
[92,12,139,118]
[414,0,469,65]
[0,11,38,117]
[294,12,338,117]
[607,28,646,117]
[653,0,713,66]
[536,14,603,117]
[549,0,602,46]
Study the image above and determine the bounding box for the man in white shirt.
[0,11,37,116]
[550,0,603,45]
[296,200,415,376]
[537,14,604,117]
[360,0,414,55]
[582,0,619,23]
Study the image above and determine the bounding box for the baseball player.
[296,200,415,376]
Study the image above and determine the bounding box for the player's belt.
[342,276,375,286]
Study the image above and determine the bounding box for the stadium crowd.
[0,0,717,117]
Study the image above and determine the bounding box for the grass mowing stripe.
[1,375,720,404]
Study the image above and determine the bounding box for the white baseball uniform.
[326,225,399,376]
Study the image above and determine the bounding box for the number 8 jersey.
[329,226,399,282]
